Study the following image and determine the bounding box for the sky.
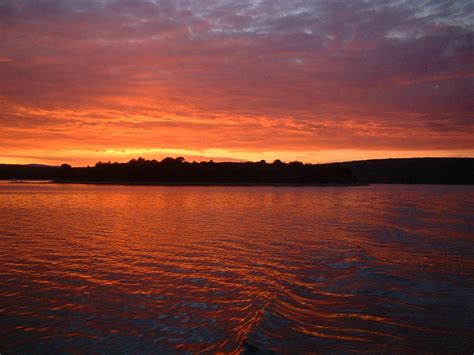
[0,0,473,165]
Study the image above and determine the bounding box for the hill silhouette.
[0,157,473,185]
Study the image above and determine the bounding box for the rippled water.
[0,183,473,353]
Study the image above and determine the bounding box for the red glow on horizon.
[0,0,472,164]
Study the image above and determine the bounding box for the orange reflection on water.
[0,183,473,352]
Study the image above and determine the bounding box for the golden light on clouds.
[1,0,473,165]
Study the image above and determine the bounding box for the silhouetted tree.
[161,157,176,164]
[4,157,470,185]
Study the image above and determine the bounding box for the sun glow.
[0,0,472,165]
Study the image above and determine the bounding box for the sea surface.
[0,182,473,353]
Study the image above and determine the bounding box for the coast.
[51,180,369,187]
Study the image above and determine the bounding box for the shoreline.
[50,180,369,187]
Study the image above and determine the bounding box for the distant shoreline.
[4,180,474,186]
[50,180,370,187]
[2,157,473,185]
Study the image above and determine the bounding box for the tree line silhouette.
[1,157,473,184]
[56,157,356,184]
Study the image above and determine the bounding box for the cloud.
[0,0,473,163]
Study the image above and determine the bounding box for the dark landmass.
[0,157,473,185]
[343,158,474,184]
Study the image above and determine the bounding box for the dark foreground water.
[0,183,473,353]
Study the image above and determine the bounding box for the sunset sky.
[1,0,473,166]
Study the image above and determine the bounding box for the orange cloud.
[0,0,473,165]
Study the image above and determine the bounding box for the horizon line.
[2,155,473,169]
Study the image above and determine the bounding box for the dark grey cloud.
[0,0,473,153]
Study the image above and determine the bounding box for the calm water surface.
[0,183,473,353]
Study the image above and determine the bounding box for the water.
[0,182,473,353]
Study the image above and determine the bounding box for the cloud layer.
[1,0,473,164]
